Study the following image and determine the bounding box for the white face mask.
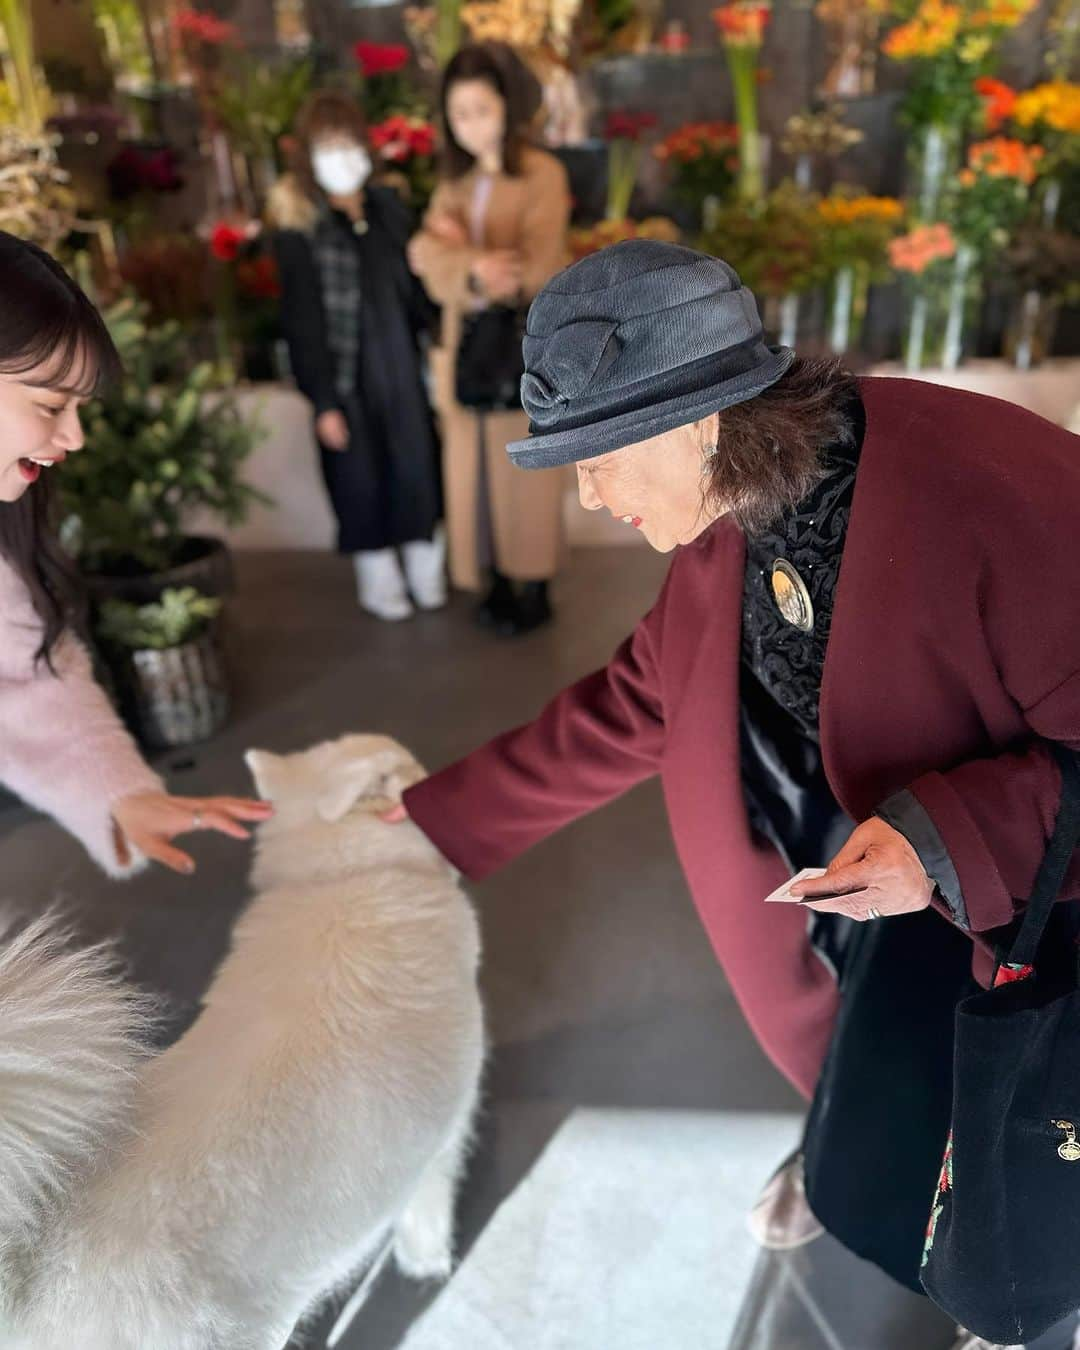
[312,145,372,196]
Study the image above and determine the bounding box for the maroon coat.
[405,376,1080,1099]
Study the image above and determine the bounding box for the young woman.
[269,90,444,623]
[0,231,271,876]
[408,42,571,638]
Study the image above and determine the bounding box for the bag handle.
[1005,743,1080,969]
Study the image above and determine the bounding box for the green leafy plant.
[59,299,268,575]
[210,55,313,169]
[699,183,833,296]
[0,0,48,131]
[97,587,222,650]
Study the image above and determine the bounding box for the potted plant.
[96,587,228,748]
[653,121,739,230]
[816,189,904,353]
[699,183,834,346]
[58,297,267,605]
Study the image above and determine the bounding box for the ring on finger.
[192,809,203,830]
[866,905,883,921]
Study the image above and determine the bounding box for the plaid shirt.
[311,208,363,398]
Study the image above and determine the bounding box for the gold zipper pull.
[1052,1120,1080,1161]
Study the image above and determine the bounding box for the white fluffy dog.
[0,734,484,1350]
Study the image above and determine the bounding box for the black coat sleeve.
[271,229,340,417]
[368,187,440,339]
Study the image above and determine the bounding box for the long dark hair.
[705,355,860,535]
[439,42,542,180]
[0,232,121,666]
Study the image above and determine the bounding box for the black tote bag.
[920,743,1080,1344]
[455,305,527,412]
[801,904,975,1294]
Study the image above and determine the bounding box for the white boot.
[746,1152,824,1251]
[401,525,447,611]
[949,1331,1023,1350]
[353,550,414,622]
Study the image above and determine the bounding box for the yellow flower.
[882,0,961,59]
[959,33,992,62]
[818,194,904,224]
[1013,81,1080,135]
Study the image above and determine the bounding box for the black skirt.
[319,387,441,555]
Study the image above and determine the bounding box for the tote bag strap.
[1006,743,1080,969]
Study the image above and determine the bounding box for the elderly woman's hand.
[788,818,934,921]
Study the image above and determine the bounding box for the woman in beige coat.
[408,42,571,636]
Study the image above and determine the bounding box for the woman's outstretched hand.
[112,791,275,875]
[788,817,933,921]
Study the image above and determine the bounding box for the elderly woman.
[389,240,1080,1349]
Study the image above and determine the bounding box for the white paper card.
[763,867,829,904]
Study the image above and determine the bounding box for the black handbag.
[801,906,975,1294]
[920,743,1080,1344]
[455,305,527,412]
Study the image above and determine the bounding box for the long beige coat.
[409,146,571,591]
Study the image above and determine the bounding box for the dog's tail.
[0,913,154,1288]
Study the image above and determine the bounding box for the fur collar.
[265,174,319,234]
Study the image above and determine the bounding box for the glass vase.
[1003,289,1060,370]
[903,243,981,372]
[826,262,871,355]
[906,122,961,224]
[763,288,823,350]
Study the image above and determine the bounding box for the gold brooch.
[771,559,814,632]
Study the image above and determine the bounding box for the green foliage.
[92,0,153,86]
[210,56,314,166]
[97,587,222,650]
[59,299,268,575]
[699,184,834,297]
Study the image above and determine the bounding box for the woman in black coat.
[269,90,444,621]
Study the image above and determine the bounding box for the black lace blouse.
[737,396,865,882]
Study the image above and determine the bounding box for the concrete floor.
[0,546,959,1349]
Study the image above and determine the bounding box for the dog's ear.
[245,749,286,801]
[316,778,366,824]
[316,750,422,823]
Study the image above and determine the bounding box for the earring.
[701,442,718,474]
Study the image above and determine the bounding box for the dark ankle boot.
[475,571,515,629]
[496,580,553,638]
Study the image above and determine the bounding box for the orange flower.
[966,135,1044,184]
[974,77,1018,131]
[889,222,957,274]
[655,121,739,163]
[818,194,904,225]
[882,0,961,59]
[968,0,1036,28]
[712,2,771,47]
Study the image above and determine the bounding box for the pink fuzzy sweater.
[0,556,162,876]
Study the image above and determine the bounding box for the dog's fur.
[0,735,484,1350]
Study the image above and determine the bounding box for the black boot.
[475,570,516,630]
[496,580,553,638]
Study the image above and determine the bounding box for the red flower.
[604,110,658,142]
[172,8,239,46]
[107,145,184,200]
[210,223,247,263]
[353,41,409,77]
[369,114,436,162]
[974,76,1018,132]
[236,256,281,300]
